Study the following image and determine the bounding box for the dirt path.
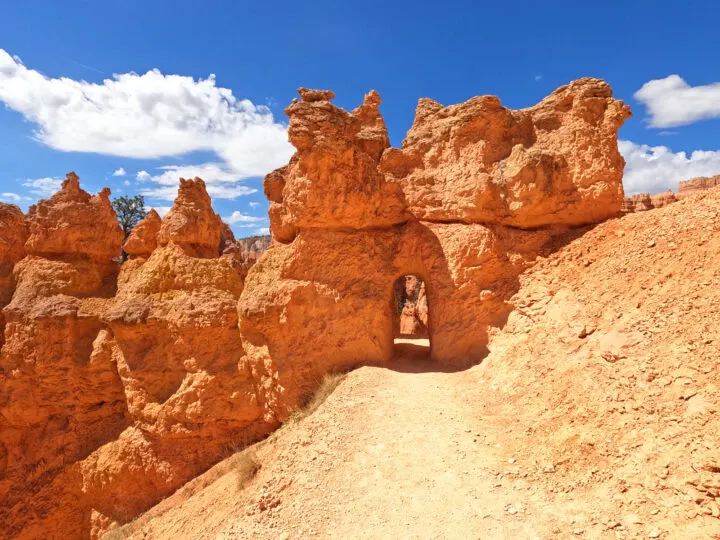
[123,343,572,539]
[269,352,536,539]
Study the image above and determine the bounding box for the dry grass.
[232,449,261,490]
[103,521,138,540]
[102,372,346,536]
[287,372,346,424]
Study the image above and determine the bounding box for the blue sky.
[2,0,720,236]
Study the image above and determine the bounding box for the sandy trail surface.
[120,344,563,539]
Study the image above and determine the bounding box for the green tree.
[112,194,147,239]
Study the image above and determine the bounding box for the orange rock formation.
[1,78,630,538]
[0,203,27,351]
[678,174,720,198]
[0,175,277,538]
[622,190,679,213]
[243,77,630,409]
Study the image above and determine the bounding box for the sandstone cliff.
[1,173,125,537]
[678,174,720,198]
[105,185,720,540]
[0,203,27,351]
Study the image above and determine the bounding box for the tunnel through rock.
[393,275,430,354]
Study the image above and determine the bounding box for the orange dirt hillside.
[107,188,720,539]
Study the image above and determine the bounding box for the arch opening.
[392,274,430,357]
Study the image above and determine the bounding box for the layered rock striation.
[678,174,720,198]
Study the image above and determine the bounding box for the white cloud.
[0,49,292,168]
[254,227,270,235]
[534,74,543,82]
[222,210,266,227]
[137,163,258,201]
[150,206,172,218]
[248,201,260,208]
[0,48,293,205]
[123,179,130,186]
[112,167,126,176]
[635,75,720,128]
[1,192,28,202]
[619,139,720,194]
[22,176,63,197]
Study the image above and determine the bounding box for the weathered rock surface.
[123,209,161,259]
[247,79,629,400]
[2,79,631,539]
[266,89,406,242]
[0,203,27,350]
[0,177,279,539]
[0,174,125,538]
[678,174,720,198]
[381,77,631,228]
[107,186,720,540]
[156,177,223,257]
[622,190,678,213]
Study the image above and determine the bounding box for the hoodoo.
[0,79,632,538]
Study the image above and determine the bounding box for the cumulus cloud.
[112,167,126,176]
[0,49,292,166]
[0,48,293,203]
[137,163,258,201]
[22,176,63,197]
[619,140,720,194]
[0,192,28,202]
[248,201,260,208]
[634,75,720,128]
[222,210,266,227]
[149,206,173,218]
[255,227,270,235]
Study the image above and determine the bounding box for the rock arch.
[241,77,630,390]
[0,77,631,538]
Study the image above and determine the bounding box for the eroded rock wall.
[246,78,630,390]
[2,78,630,539]
[0,173,126,537]
[678,174,720,198]
[380,78,631,228]
[0,176,279,538]
[0,203,27,351]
